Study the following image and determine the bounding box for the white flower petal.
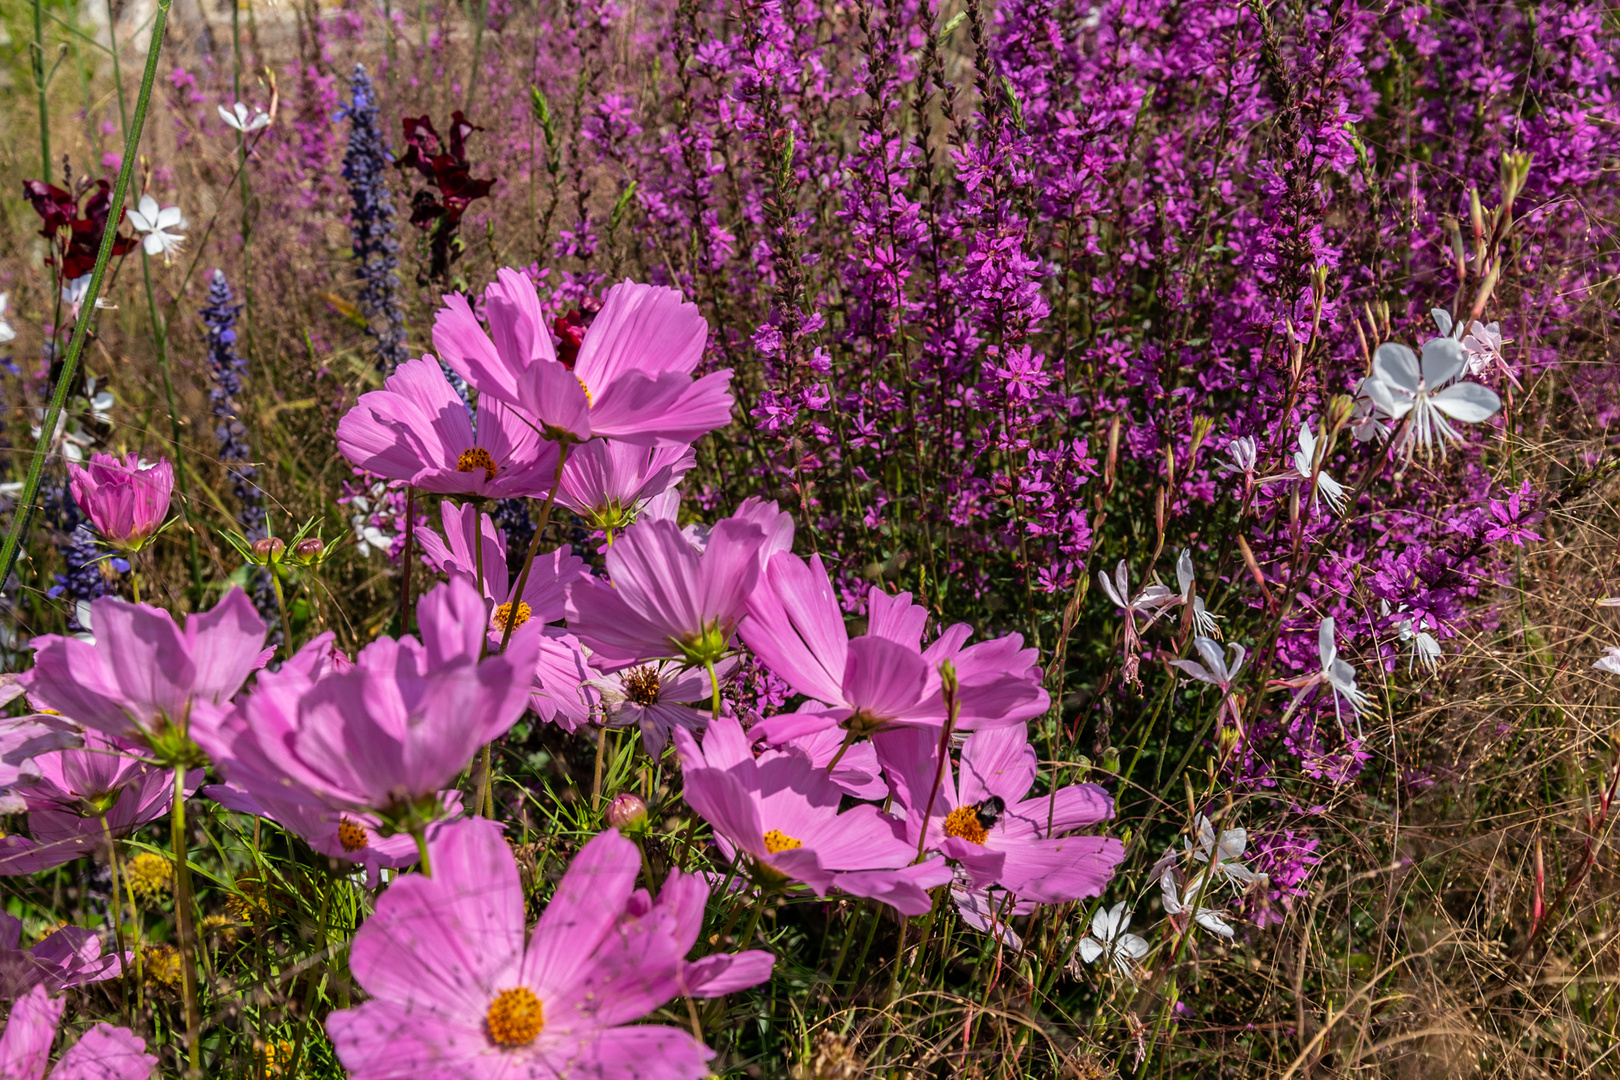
[1420,337,1467,388]
[1374,343,1420,393]
[1429,382,1500,423]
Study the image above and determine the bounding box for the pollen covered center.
[764,829,803,855]
[337,816,369,852]
[943,806,989,846]
[486,986,545,1047]
[576,376,594,407]
[457,447,498,481]
[622,666,661,707]
[492,601,531,632]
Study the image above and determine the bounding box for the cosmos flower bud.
[293,537,325,559]
[606,793,648,832]
[252,537,285,561]
[67,453,173,553]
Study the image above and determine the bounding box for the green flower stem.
[0,0,175,600]
[170,765,202,1078]
[32,0,49,178]
[98,815,130,1026]
[138,254,204,601]
[412,827,433,877]
[497,443,570,654]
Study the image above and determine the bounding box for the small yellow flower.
[143,943,183,991]
[126,852,173,906]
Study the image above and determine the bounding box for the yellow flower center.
[337,817,370,852]
[622,665,661,707]
[764,829,803,854]
[492,601,531,632]
[143,943,184,990]
[486,987,545,1047]
[943,806,989,846]
[457,447,498,481]
[577,376,593,406]
[127,851,175,904]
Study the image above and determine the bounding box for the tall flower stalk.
[342,64,409,372]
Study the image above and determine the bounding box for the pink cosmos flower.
[557,440,695,531]
[325,818,772,1080]
[877,725,1124,904]
[195,579,539,828]
[416,499,588,634]
[204,783,454,885]
[336,355,561,499]
[0,916,120,1000]
[0,985,156,1080]
[0,733,199,875]
[585,657,733,756]
[23,590,268,763]
[0,713,81,814]
[528,632,599,731]
[674,715,952,915]
[434,273,734,446]
[66,452,172,552]
[567,514,768,668]
[739,551,1048,743]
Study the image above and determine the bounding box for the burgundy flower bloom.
[21,179,136,281]
[395,112,495,282]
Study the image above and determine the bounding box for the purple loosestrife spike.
[0,984,156,1080]
[673,714,953,915]
[325,819,771,1079]
[66,453,172,553]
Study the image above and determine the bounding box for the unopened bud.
[252,537,284,560]
[293,537,325,559]
[606,793,648,831]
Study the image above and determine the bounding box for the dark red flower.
[395,112,495,283]
[22,179,136,280]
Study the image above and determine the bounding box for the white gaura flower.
[1220,436,1257,478]
[1273,616,1374,737]
[219,101,272,133]
[1187,814,1264,888]
[126,195,187,263]
[1593,648,1620,676]
[0,293,15,345]
[1077,901,1149,978]
[1398,618,1441,675]
[1171,636,1248,733]
[1175,549,1221,638]
[1099,560,1176,687]
[1160,871,1235,939]
[1362,338,1501,460]
[1286,424,1347,514]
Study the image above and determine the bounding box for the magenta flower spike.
[23,589,268,766]
[876,725,1124,905]
[567,514,768,668]
[739,551,1048,743]
[435,274,734,446]
[416,499,588,634]
[204,783,454,885]
[557,439,695,531]
[674,715,952,916]
[326,818,770,1080]
[195,579,539,829]
[0,916,120,1000]
[0,733,200,875]
[335,355,562,499]
[0,985,156,1080]
[66,452,173,553]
